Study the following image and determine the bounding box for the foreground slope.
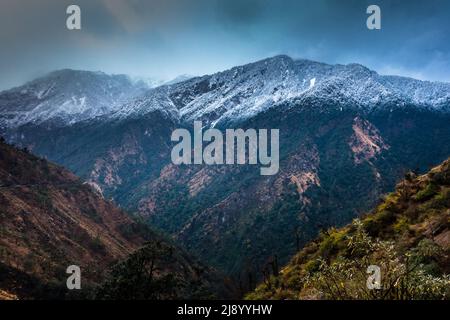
[0,137,152,297]
[248,158,450,299]
[0,138,233,299]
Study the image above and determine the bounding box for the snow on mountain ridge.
[1,56,449,130]
[0,70,194,129]
[110,86,181,123]
[0,69,150,128]
[141,55,450,126]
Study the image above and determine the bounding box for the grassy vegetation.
[247,158,450,300]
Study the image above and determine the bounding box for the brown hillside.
[0,138,149,298]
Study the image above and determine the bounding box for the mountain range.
[1,55,449,288]
[2,55,450,130]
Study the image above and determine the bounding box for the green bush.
[414,183,439,202]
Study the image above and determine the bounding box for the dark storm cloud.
[0,0,449,90]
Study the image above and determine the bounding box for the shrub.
[304,259,321,274]
[393,216,409,234]
[414,183,439,202]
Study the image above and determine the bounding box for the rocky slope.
[0,138,231,299]
[248,158,450,299]
[0,136,153,298]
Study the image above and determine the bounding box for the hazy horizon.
[4,53,450,92]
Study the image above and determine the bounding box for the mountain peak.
[264,54,293,63]
[165,55,450,126]
[0,69,149,128]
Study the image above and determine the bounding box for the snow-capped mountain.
[0,69,149,128]
[0,70,194,130]
[2,56,449,131]
[112,55,450,126]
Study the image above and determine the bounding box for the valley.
[1,55,449,298]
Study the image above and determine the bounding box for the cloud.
[0,0,449,90]
[101,0,143,33]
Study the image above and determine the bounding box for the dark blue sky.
[1,0,449,90]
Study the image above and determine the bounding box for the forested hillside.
[248,158,450,299]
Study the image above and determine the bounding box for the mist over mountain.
[0,70,148,129]
[0,70,191,131]
[1,55,450,284]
